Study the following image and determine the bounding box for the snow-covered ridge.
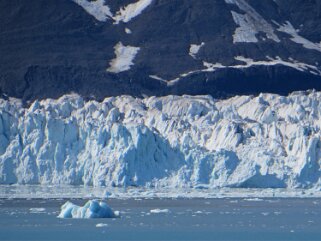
[113,0,153,24]
[164,56,321,86]
[72,0,153,24]
[1,92,321,189]
[225,0,280,43]
[277,21,321,53]
[72,0,113,22]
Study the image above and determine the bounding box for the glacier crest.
[0,92,321,189]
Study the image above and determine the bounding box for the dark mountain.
[0,0,321,101]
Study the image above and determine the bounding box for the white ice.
[150,209,170,214]
[58,200,119,218]
[29,208,46,213]
[1,186,321,199]
[1,92,321,190]
[107,42,140,73]
[96,223,109,227]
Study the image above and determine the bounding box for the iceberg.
[58,200,119,218]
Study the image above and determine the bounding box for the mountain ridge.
[0,0,321,101]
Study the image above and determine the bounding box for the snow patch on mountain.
[232,56,321,75]
[226,0,280,43]
[72,0,113,22]
[72,0,152,24]
[189,43,205,59]
[1,92,321,189]
[230,11,259,43]
[202,56,321,76]
[277,21,321,53]
[163,56,321,86]
[125,28,132,34]
[149,75,167,83]
[114,0,153,24]
[107,42,140,73]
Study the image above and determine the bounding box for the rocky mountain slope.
[1,0,321,101]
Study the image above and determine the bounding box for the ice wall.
[0,92,321,189]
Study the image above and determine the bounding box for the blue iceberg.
[58,200,120,219]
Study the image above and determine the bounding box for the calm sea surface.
[1,198,321,240]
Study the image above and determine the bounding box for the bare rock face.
[0,0,321,101]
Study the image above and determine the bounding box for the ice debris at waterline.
[58,200,120,219]
[1,92,321,189]
[150,209,170,214]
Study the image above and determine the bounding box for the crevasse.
[0,91,320,189]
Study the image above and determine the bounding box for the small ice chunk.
[244,198,264,202]
[150,208,169,214]
[96,223,109,228]
[58,200,120,219]
[29,208,46,213]
[103,190,113,198]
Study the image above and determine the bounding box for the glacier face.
[0,92,321,189]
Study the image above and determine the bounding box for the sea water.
[0,198,321,241]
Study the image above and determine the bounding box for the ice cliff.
[0,91,321,189]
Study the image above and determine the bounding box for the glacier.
[0,91,321,190]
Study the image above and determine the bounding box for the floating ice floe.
[58,200,120,219]
[29,208,46,213]
[150,209,170,214]
[243,198,264,202]
[96,223,109,228]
